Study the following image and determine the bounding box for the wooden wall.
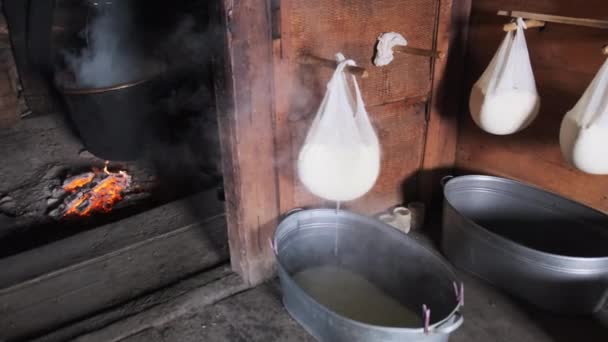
[217,0,463,284]
[274,0,457,215]
[0,6,24,128]
[456,0,608,212]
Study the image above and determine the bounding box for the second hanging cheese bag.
[469,18,541,135]
[560,58,608,175]
[297,54,381,202]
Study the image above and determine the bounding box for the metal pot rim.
[57,77,153,95]
[443,174,608,265]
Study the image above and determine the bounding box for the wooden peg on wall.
[394,45,445,59]
[498,10,608,30]
[503,19,546,32]
[296,54,369,78]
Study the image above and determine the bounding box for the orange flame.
[63,162,131,218]
[63,173,95,192]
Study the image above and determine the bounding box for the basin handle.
[434,311,464,335]
[422,304,431,334]
[440,175,454,188]
[453,282,464,307]
[268,237,277,256]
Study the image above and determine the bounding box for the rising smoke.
[60,2,163,89]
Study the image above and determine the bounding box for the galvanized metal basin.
[274,209,463,342]
[442,175,608,317]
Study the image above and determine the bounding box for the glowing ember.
[63,172,95,192]
[62,162,131,218]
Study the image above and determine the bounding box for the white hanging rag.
[373,32,408,67]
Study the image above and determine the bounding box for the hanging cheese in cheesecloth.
[297,54,381,202]
[469,18,540,135]
[560,57,608,175]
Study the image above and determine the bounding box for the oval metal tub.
[274,209,463,342]
[441,175,608,317]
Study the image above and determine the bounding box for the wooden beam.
[0,191,228,341]
[394,45,445,59]
[497,10,608,30]
[214,1,280,286]
[503,19,545,32]
[296,54,369,78]
[420,0,471,209]
[34,265,235,342]
[69,272,247,342]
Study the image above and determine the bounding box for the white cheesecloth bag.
[469,18,540,135]
[560,57,608,175]
[297,54,381,202]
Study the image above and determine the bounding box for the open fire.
[49,162,132,218]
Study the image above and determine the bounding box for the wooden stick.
[498,10,608,29]
[503,19,545,32]
[394,45,445,59]
[296,54,369,78]
[603,45,608,55]
[403,94,430,106]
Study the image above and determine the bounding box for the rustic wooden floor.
[73,262,607,342]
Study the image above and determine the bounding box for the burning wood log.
[62,172,95,192]
[48,162,133,219]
